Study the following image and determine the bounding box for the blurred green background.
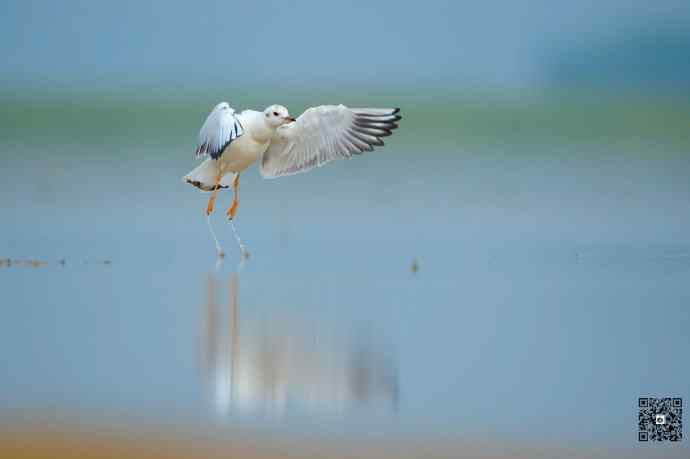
[2,1,689,155]
[2,89,690,153]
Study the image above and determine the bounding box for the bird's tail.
[182,159,231,192]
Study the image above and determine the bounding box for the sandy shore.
[0,420,682,459]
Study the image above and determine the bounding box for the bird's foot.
[227,203,238,220]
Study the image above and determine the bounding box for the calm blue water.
[1,145,689,448]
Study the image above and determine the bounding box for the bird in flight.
[184,102,401,218]
[183,102,401,256]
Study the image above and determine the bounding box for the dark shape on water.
[0,258,48,268]
[1,257,113,268]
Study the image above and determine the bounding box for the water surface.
[1,141,689,455]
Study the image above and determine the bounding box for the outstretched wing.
[195,102,244,159]
[260,105,401,178]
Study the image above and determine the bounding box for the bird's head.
[264,105,295,128]
[214,101,231,112]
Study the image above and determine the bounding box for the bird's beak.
[284,116,296,123]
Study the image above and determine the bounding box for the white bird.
[183,102,402,220]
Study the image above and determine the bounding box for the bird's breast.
[218,135,269,174]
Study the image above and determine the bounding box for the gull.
[183,102,402,255]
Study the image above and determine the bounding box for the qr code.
[638,397,682,442]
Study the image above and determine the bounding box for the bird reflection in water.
[200,272,398,416]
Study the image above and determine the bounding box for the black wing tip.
[208,139,234,160]
[353,117,402,129]
[353,112,402,123]
[348,107,402,152]
[195,142,207,158]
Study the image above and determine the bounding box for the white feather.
[260,105,400,179]
[195,102,244,159]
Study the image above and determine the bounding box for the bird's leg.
[227,173,240,220]
[206,173,222,215]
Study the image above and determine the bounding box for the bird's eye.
[273,111,279,116]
